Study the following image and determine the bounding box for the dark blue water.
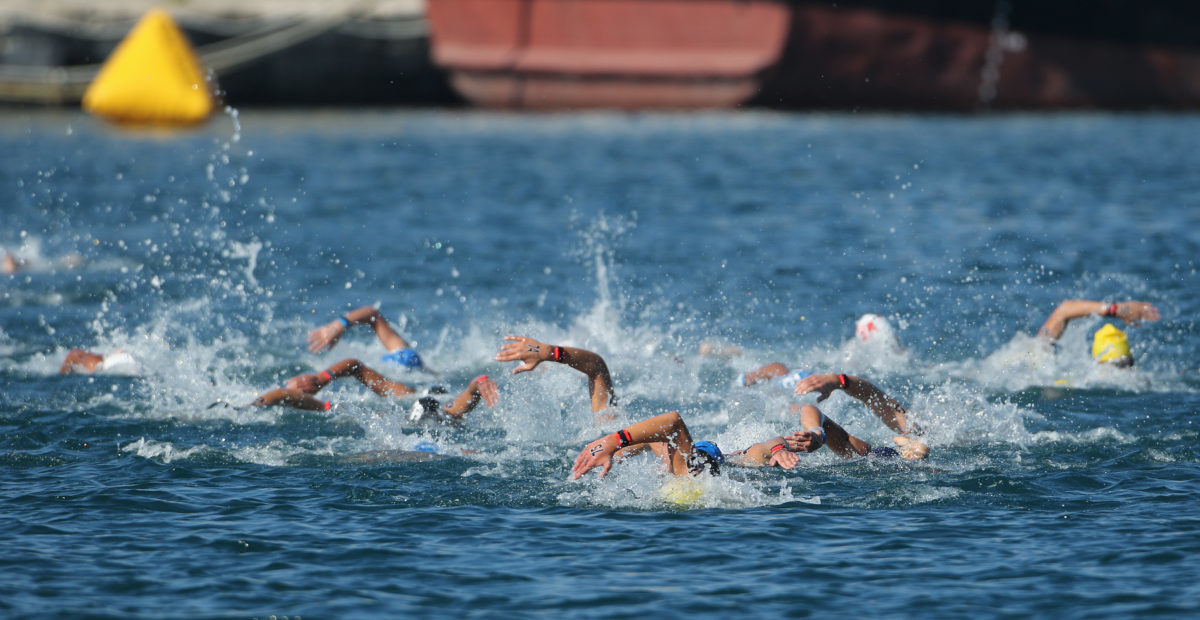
[2,109,1199,618]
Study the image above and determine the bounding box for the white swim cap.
[855,314,896,343]
[100,350,139,374]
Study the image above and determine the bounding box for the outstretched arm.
[729,436,798,469]
[795,373,915,435]
[572,411,695,478]
[1037,299,1160,342]
[738,362,789,387]
[782,404,928,460]
[440,375,500,420]
[248,388,331,411]
[308,305,410,354]
[286,358,417,398]
[496,335,616,413]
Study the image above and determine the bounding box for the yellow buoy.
[82,9,215,127]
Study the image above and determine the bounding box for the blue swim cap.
[690,441,724,476]
[413,441,438,453]
[382,348,423,369]
[868,446,899,459]
[693,441,724,463]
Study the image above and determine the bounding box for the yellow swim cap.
[1092,323,1131,364]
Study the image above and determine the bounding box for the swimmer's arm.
[796,413,870,458]
[573,411,694,478]
[341,359,417,398]
[291,358,417,399]
[738,362,789,387]
[248,388,330,411]
[441,375,499,420]
[497,335,616,413]
[795,373,914,435]
[308,305,410,353]
[1038,300,1108,342]
[1036,299,1161,342]
[727,437,799,469]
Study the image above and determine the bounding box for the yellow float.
[82,9,215,127]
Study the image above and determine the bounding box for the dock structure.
[0,0,458,107]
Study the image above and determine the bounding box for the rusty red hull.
[426,0,790,109]
[426,0,1200,110]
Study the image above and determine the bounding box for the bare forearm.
[733,437,787,467]
[342,306,408,350]
[819,415,870,458]
[1038,299,1107,341]
[620,411,693,449]
[841,374,911,434]
[251,388,329,411]
[540,344,617,412]
[442,381,484,419]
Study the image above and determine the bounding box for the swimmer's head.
[382,348,423,370]
[100,350,139,375]
[408,396,441,423]
[689,441,724,476]
[855,313,897,345]
[1092,323,1133,367]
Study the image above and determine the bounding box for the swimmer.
[733,313,904,388]
[572,403,923,480]
[307,305,428,372]
[58,348,140,375]
[495,335,616,415]
[3,252,21,275]
[697,342,743,359]
[244,359,498,422]
[736,362,811,389]
[2,249,83,274]
[854,313,903,351]
[492,338,926,480]
[1037,299,1160,367]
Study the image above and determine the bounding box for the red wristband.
[474,375,489,384]
[1106,303,1118,317]
[838,374,848,388]
[323,401,332,411]
[552,346,563,362]
[769,444,785,454]
[320,370,333,382]
[616,429,633,447]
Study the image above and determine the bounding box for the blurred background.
[4,0,1200,112]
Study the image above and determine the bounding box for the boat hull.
[427,0,1200,110]
[426,0,790,109]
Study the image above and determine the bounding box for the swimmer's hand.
[1116,301,1161,326]
[784,429,824,453]
[206,399,247,411]
[572,435,618,479]
[286,372,330,394]
[768,448,800,469]
[893,435,929,460]
[475,375,500,408]
[794,373,841,402]
[495,335,548,374]
[307,320,347,354]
